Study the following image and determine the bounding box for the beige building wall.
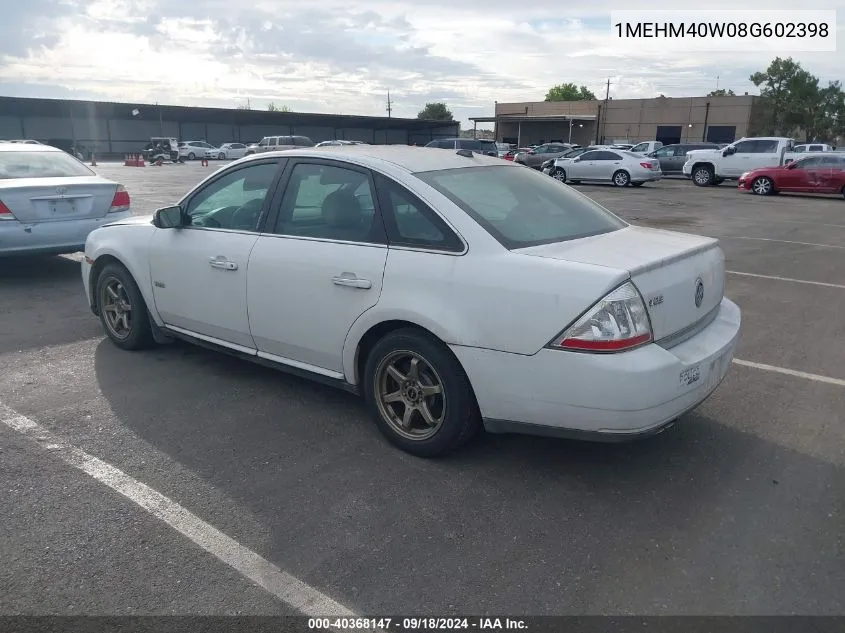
[493,95,758,145]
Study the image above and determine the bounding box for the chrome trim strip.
[256,351,345,380]
[163,325,257,355]
[656,302,721,350]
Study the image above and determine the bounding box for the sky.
[0,0,842,130]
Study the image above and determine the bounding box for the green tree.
[267,102,290,112]
[707,88,735,96]
[544,83,597,101]
[417,102,454,121]
[750,57,845,141]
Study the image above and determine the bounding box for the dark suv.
[425,138,498,156]
[648,143,720,175]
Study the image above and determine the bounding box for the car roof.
[242,145,514,173]
[0,143,62,153]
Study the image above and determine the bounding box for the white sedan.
[549,148,662,186]
[206,143,250,160]
[81,146,740,457]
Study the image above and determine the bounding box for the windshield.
[414,165,627,249]
[0,150,95,179]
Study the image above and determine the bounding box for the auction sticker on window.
[680,365,701,388]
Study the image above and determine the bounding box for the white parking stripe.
[732,359,845,388]
[726,270,845,290]
[727,237,845,250]
[0,402,357,618]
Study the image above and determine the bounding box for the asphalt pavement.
[0,160,843,616]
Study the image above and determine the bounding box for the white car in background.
[81,146,740,457]
[179,141,216,160]
[315,140,367,147]
[549,148,663,186]
[0,143,132,257]
[206,143,250,160]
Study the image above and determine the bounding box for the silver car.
[0,144,132,257]
[549,149,662,187]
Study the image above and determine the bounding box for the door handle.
[209,257,238,271]
[332,274,372,289]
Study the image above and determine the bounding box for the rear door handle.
[332,274,372,289]
[209,256,238,271]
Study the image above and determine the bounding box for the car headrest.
[321,189,362,228]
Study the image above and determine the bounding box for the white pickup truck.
[682,137,802,186]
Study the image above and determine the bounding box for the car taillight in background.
[548,281,653,353]
[0,200,15,220]
[640,162,654,169]
[109,185,131,213]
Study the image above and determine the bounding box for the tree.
[544,83,597,101]
[417,102,454,121]
[267,102,290,112]
[750,57,845,141]
[708,89,736,96]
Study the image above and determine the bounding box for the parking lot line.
[726,270,845,290]
[732,359,845,388]
[726,237,845,250]
[0,401,357,618]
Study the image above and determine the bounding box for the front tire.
[552,167,566,182]
[751,176,774,195]
[218,152,225,160]
[692,164,714,186]
[612,170,631,187]
[96,263,154,351]
[363,328,480,457]
[188,152,196,160]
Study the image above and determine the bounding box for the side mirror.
[786,161,797,168]
[153,205,185,229]
[572,158,580,163]
[723,147,736,156]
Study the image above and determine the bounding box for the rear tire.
[692,164,714,186]
[96,263,154,351]
[363,328,481,457]
[612,170,631,187]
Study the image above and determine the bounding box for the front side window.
[258,138,269,147]
[732,141,755,153]
[415,165,627,249]
[578,150,602,161]
[184,162,280,231]
[0,150,95,179]
[274,163,383,243]
[794,157,823,169]
[753,140,780,153]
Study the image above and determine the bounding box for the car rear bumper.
[451,297,741,440]
[0,211,133,257]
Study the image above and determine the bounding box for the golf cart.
[143,137,181,163]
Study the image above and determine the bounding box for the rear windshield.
[0,151,95,179]
[414,165,627,249]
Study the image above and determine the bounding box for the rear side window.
[294,136,315,146]
[458,139,483,151]
[414,165,626,249]
[0,151,95,179]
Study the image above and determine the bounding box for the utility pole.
[601,78,612,143]
[716,75,720,91]
[386,91,393,118]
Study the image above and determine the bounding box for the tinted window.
[479,140,498,154]
[0,150,95,179]
[733,141,755,153]
[652,146,675,157]
[809,145,824,151]
[294,136,315,146]
[373,174,463,252]
[562,148,586,158]
[185,162,279,231]
[596,151,622,160]
[753,140,780,153]
[794,157,823,168]
[274,163,382,243]
[414,165,626,249]
[578,150,602,160]
[457,139,483,151]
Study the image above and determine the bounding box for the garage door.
[656,126,682,146]
[706,126,736,144]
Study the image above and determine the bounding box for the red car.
[738,154,845,197]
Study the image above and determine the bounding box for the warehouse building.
[471,94,765,147]
[0,96,460,158]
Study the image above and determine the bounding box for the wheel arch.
[88,249,158,324]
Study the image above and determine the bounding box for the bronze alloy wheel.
[374,349,447,441]
[100,275,133,340]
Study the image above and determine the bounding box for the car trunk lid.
[0,177,119,223]
[515,226,725,342]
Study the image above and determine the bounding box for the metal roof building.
[0,96,459,158]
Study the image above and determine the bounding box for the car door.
[568,150,599,179]
[777,157,815,191]
[246,159,389,375]
[720,140,757,176]
[591,150,623,180]
[815,156,844,192]
[148,159,285,350]
[651,145,677,173]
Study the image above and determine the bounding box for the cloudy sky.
[0,0,841,129]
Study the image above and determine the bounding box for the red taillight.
[0,199,15,220]
[558,332,652,352]
[109,185,130,213]
[640,162,653,169]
